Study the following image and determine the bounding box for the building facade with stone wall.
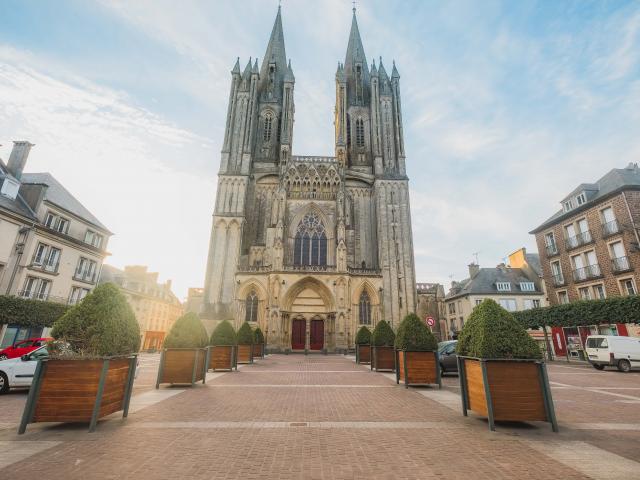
[202,8,417,352]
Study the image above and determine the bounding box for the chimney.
[7,141,34,180]
[468,263,480,278]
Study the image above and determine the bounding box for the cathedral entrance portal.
[291,318,305,350]
[310,318,324,350]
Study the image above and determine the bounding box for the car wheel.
[592,364,605,370]
[0,354,7,361]
[0,372,9,394]
[617,359,631,373]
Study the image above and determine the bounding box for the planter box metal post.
[122,356,138,417]
[89,360,110,433]
[538,362,559,432]
[18,360,46,435]
[156,349,166,389]
[457,356,468,417]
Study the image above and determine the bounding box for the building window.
[293,213,327,266]
[601,207,619,236]
[496,282,511,292]
[44,212,56,228]
[578,287,591,301]
[69,286,90,305]
[33,243,48,265]
[563,199,574,212]
[355,118,364,147]
[557,290,569,304]
[499,299,517,311]
[520,282,535,292]
[359,291,371,325]
[474,299,482,306]
[263,114,273,142]
[576,192,587,206]
[448,303,456,314]
[245,290,258,323]
[545,232,558,255]
[21,277,50,301]
[620,278,636,296]
[523,299,540,309]
[85,230,104,248]
[551,261,564,285]
[593,284,606,300]
[44,247,61,272]
[75,257,98,282]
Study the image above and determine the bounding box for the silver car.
[438,340,458,375]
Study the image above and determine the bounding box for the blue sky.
[1,0,639,299]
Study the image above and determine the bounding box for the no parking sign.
[426,316,435,327]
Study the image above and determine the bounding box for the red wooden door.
[291,319,306,350]
[551,327,566,357]
[310,319,324,350]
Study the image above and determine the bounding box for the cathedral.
[202,7,417,352]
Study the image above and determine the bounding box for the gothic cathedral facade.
[202,8,417,352]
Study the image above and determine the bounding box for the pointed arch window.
[293,213,327,266]
[359,291,371,325]
[356,118,364,147]
[263,113,273,142]
[245,290,259,323]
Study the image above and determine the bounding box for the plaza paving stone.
[0,354,638,479]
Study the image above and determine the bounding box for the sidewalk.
[1,354,637,479]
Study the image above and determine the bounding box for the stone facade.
[416,283,446,341]
[202,8,417,351]
[531,165,640,337]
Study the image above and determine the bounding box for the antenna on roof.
[472,252,480,264]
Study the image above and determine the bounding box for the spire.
[252,58,259,75]
[284,59,295,83]
[260,6,287,78]
[232,57,240,75]
[371,58,377,76]
[378,57,388,80]
[242,57,253,79]
[344,8,368,72]
[391,60,400,79]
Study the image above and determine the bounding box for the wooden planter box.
[370,345,395,372]
[356,344,371,364]
[236,344,254,364]
[19,356,137,434]
[156,348,206,388]
[458,356,558,432]
[396,350,441,388]
[208,345,237,371]
[253,343,265,359]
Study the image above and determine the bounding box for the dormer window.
[520,282,535,292]
[563,199,574,212]
[576,192,587,206]
[496,282,511,292]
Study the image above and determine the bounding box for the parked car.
[438,340,458,375]
[0,345,49,394]
[586,335,640,373]
[0,337,52,360]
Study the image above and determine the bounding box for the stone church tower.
[203,7,417,351]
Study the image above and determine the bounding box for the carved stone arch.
[351,280,380,305]
[282,276,336,312]
[214,218,228,229]
[288,203,334,240]
[237,279,268,301]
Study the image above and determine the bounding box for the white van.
[585,335,640,372]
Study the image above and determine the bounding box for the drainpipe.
[6,225,33,295]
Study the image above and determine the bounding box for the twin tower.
[203,7,417,352]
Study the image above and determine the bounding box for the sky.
[0,0,639,300]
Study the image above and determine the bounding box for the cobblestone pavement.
[0,354,638,479]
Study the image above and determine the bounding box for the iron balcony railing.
[611,256,632,273]
[73,271,97,284]
[565,230,593,250]
[572,264,601,282]
[17,290,68,304]
[545,243,559,256]
[602,219,620,237]
[551,273,565,287]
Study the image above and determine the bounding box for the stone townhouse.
[445,248,547,340]
[99,265,183,351]
[0,141,111,348]
[531,163,640,354]
[416,283,446,341]
[202,8,417,352]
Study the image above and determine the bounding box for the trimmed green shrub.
[456,299,541,359]
[254,327,265,344]
[395,313,438,351]
[163,312,208,349]
[514,295,640,329]
[236,322,254,345]
[210,320,237,346]
[0,295,69,328]
[50,283,140,357]
[355,326,371,345]
[371,320,395,347]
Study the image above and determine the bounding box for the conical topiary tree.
[51,283,140,357]
[163,312,208,349]
[456,299,541,359]
[355,326,371,345]
[253,327,265,344]
[395,313,438,351]
[210,320,237,346]
[237,322,254,345]
[371,320,395,347]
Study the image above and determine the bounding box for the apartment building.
[444,249,546,340]
[0,141,111,348]
[100,265,183,350]
[531,163,640,352]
